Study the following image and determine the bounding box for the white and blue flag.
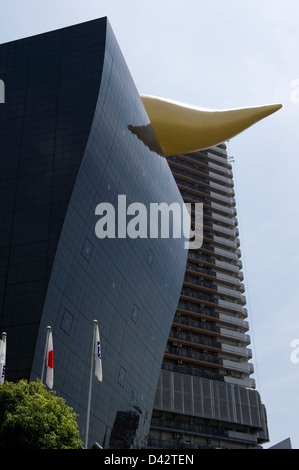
[94,324,103,382]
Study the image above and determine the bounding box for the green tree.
[0,379,83,449]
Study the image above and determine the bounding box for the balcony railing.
[211,201,237,217]
[208,160,233,177]
[219,327,251,345]
[169,330,222,350]
[222,358,254,375]
[165,346,223,366]
[173,316,220,334]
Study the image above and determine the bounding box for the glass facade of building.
[0,18,188,448]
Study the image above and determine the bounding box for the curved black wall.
[0,18,188,447]
[0,18,106,379]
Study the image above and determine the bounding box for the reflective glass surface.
[0,18,188,447]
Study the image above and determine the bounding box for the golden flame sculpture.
[140,94,282,157]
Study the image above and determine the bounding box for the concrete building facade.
[149,145,269,449]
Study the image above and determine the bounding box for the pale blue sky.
[1,0,298,449]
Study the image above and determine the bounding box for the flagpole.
[85,319,98,449]
[41,326,51,383]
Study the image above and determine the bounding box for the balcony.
[173,316,220,336]
[215,258,240,273]
[212,223,238,239]
[208,170,233,185]
[184,276,217,293]
[208,160,233,177]
[174,172,210,195]
[176,302,219,321]
[218,298,247,316]
[221,343,252,359]
[168,158,210,181]
[210,191,236,207]
[218,312,249,331]
[188,251,216,266]
[169,330,222,351]
[222,358,254,375]
[213,235,239,250]
[210,179,235,197]
[211,201,237,217]
[170,154,210,174]
[181,288,218,307]
[219,327,251,345]
[206,150,230,167]
[215,271,244,288]
[165,346,223,368]
[209,211,238,227]
[214,260,244,279]
[207,145,228,157]
[217,285,246,304]
[185,263,216,279]
[213,246,239,261]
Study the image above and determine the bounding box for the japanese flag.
[46,330,54,389]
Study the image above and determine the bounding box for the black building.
[0,18,188,448]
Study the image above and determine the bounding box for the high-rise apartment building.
[149,144,269,449]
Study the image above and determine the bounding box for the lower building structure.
[148,144,269,449]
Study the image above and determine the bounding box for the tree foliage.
[0,379,83,449]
